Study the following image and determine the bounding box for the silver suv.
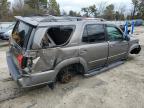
[6,16,141,88]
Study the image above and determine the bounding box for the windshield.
[12,21,33,48]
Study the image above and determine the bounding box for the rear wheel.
[57,67,73,84]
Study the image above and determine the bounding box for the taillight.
[17,54,23,68]
[17,54,33,69]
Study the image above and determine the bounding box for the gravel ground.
[0,26,144,108]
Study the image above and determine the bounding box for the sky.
[57,0,132,12]
[8,0,133,13]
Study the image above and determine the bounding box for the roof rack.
[29,15,104,22]
[15,16,105,26]
[40,16,83,22]
[43,16,105,22]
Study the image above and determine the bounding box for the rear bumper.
[18,70,55,88]
[6,51,56,88]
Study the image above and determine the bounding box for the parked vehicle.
[1,29,12,40]
[0,28,7,39]
[0,23,15,40]
[6,16,141,88]
[134,19,143,26]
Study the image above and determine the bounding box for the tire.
[57,67,73,84]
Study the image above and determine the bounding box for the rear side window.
[82,24,105,43]
[47,25,75,45]
[12,21,33,48]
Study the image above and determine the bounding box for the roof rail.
[15,15,105,24]
[82,18,105,21]
[40,16,83,22]
[38,15,105,22]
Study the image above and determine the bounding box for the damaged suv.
[6,16,141,88]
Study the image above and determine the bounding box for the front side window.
[82,24,105,43]
[106,26,123,41]
[12,21,33,47]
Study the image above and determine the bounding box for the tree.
[81,7,89,17]
[130,0,144,19]
[12,4,39,17]
[25,0,39,9]
[0,0,9,21]
[13,0,24,10]
[9,0,47,18]
[103,4,115,20]
[115,4,126,20]
[89,5,97,17]
[40,0,47,3]
[138,0,144,19]
[69,10,81,17]
[132,0,139,18]
[0,0,2,19]
[81,5,97,17]
[97,1,107,17]
[48,0,60,16]
[115,11,120,21]
[25,0,48,14]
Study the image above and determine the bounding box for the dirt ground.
[0,26,144,108]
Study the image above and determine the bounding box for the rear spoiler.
[15,16,38,26]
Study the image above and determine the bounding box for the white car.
[1,29,12,40]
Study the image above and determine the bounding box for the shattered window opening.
[46,25,75,46]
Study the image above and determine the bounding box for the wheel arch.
[53,57,88,78]
[129,44,141,54]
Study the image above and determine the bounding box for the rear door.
[31,25,75,72]
[106,25,129,63]
[79,24,108,71]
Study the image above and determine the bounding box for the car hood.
[4,29,12,35]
